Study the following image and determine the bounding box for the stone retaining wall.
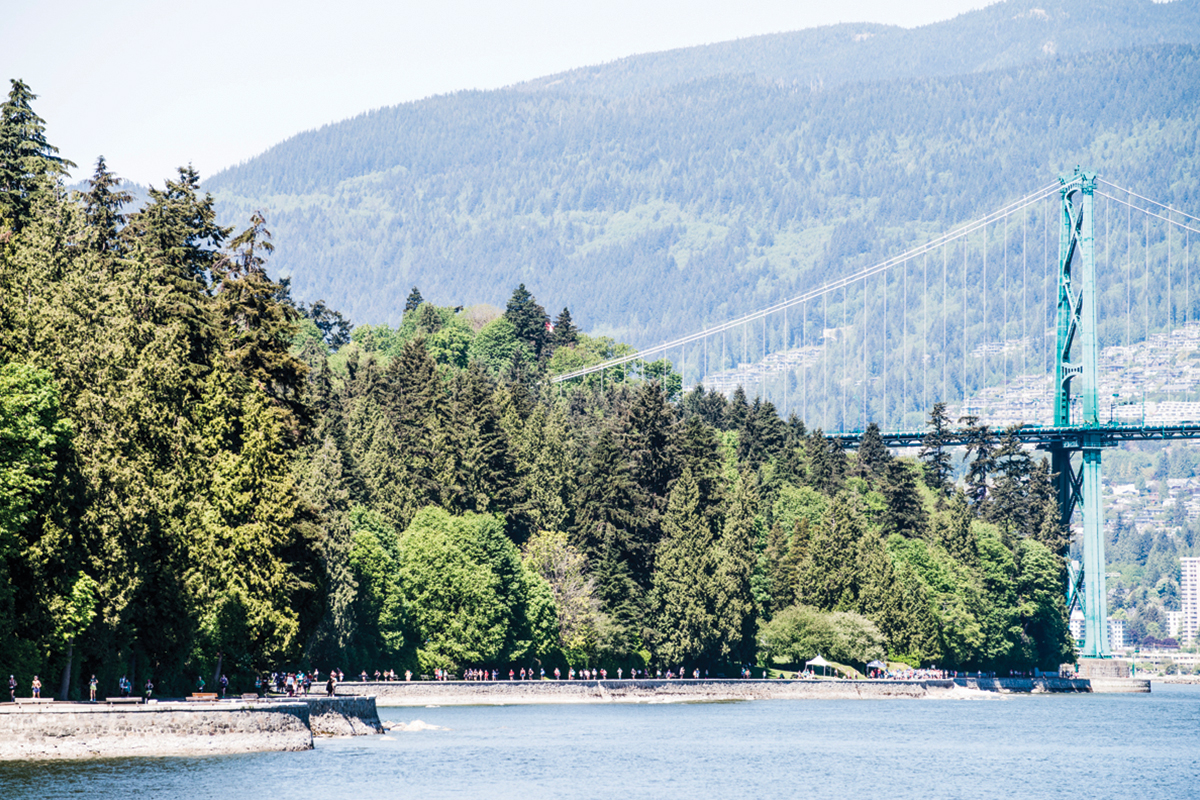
[0,696,385,761]
[301,696,383,735]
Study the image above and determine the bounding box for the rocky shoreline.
[0,696,382,761]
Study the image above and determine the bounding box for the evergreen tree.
[797,494,862,611]
[712,471,759,663]
[504,283,549,359]
[301,299,352,350]
[680,384,728,429]
[572,426,645,589]
[649,468,716,666]
[301,435,358,666]
[939,490,979,566]
[855,421,892,481]
[918,401,954,495]
[212,211,309,428]
[805,430,846,494]
[404,286,423,314]
[881,459,927,539]
[986,426,1037,541]
[737,398,786,469]
[552,307,578,349]
[679,414,723,534]
[79,156,131,256]
[0,79,74,231]
[959,415,995,510]
[624,380,680,540]
[435,364,515,518]
[725,386,750,431]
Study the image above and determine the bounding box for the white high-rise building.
[1070,608,1085,644]
[1181,557,1200,646]
[1167,610,1183,640]
[1107,618,1126,651]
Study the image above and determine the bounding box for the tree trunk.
[59,641,74,701]
[212,651,223,686]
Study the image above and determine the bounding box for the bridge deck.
[831,422,1200,449]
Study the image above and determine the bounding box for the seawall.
[334,677,1100,706]
[301,696,383,735]
[0,696,384,761]
[335,675,1152,705]
[0,700,312,761]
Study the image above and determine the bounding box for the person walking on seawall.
[325,674,335,697]
[145,678,154,700]
[219,674,228,698]
[197,675,206,694]
[120,675,130,697]
[10,674,17,701]
[89,675,98,702]
[31,676,41,698]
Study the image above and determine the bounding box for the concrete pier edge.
[0,695,383,761]
[332,675,1150,706]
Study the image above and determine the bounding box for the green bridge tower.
[1050,167,1109,658]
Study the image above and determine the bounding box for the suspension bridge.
[553,167,1200,663]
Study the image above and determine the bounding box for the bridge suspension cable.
[552,180,1063,383]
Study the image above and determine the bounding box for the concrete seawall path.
[332,675,1148,706]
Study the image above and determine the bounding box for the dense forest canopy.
[0,77,1085,697]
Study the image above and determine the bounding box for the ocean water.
[3,684,1198,799]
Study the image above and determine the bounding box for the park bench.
[14,697,53,704]
[104,697,143,705]
[240,693,260,702]
[186,692,219,702]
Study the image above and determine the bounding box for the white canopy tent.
[805,654,832,678]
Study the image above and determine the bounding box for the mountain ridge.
[203,0,1200,347]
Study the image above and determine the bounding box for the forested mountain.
[205,0,1200,349]
[517,0,1200,97]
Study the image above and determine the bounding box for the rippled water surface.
[3,684,1198,799]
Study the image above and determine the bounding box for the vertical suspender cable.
[1145,216,1150,346]
[963,235,968,407]
[904,258,908,427]
[1044,197,1050,376]
[784,304,788,416]
[1126,196,1132,349]
[823,292,829,429]
[1004,216,1009,404]
[924,252,928,417]
[842,286,847,430]
[883,270,888,428]
[861,280,867,428]
[943,244,948,404]
[1022,206,1027,385]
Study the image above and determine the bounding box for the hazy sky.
[2,0,992,186]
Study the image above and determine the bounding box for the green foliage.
[397,507,541,670]
[0,73,1087,684]
[522,530,601,664]
[758,605,885,668]
[469,316,533,376]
